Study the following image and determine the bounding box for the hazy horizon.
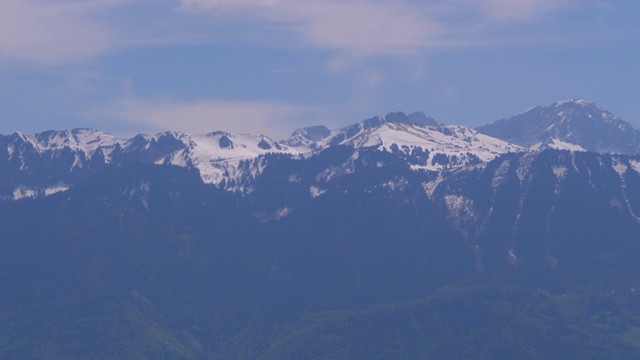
[1,1,639,138]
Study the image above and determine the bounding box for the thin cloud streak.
[106,98,309,138]
[471,0,577,21]
[180,0,443,56]
[179,0,585,56]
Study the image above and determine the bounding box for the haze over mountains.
[3,99,640,359]
[3,98,635,201]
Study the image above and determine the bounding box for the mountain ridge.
[0,111,522,199]
[3,99,638,202]
[477,99,640,154]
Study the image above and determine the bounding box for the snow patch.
[530,142,543,151]
[492,159,511,189]
[444,194,474,221]
[547,138,586,152]
[383,177,409,191]
[422,174,444,197]
[274,207,291,220]
[12,187,37,200]
[309,186,327,198]
[610,158,640,223]
[507,248,519,266]
[44,184,70,196]
[630,160,640,175]
[10,183,70,200]
[552,166,567,181]
[612,159,628,178]
[516,154,534,183]
[71,154,83,170]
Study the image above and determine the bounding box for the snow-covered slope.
[30,129,121,158]
[531,138,586,152]
[7,129,120,167]
[477,99,640,154]
[287,112,524,171]
[1,111,523,199]
[0,129,301,197]
[147,131,299,187]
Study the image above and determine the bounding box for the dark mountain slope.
[2,146,640,358]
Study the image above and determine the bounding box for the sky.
[1,0,639,139]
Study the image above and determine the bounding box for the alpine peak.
[477,100,640,154]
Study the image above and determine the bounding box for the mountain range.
[0,108,525,199]
[2,99,640,359]
[6,98,634,201]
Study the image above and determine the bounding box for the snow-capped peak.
[477,100,640,154]
[3,111,525,197]
[32,129,121,158]
[4,129,304,189]
[285,113,524,171]
[552,98,594,108]
[133,131,302,187]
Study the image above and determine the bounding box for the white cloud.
[0,0,130,66]
[180,0,444,56]
[179,0,583,56]
[0,0,592,66]
[108,98,307,138]
[470,0,577,21]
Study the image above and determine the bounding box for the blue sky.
[1,0,639,139]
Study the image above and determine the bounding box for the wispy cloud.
[105,97,308,138]
[470,0,577,21]
[179,0,443,55]
[0,0,130,66]
[1,0,618,137]
[0,0,599,67]
[0,0,205,66]
[179,0,585,56]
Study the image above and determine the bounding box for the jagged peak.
[13,131,33,141]
[12,128,110,139]
[477,99,640,154]
[545,99,625,127]
[158,130,191,139]
[36,127,104,135]
[285,125,332,147]
[361,111,439,128]
[288,125,330,138]
[498,99,618,125]
[407,111,439,126]
[552,98,596,108]
[7,128,120,156]
[206,130,231,137]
